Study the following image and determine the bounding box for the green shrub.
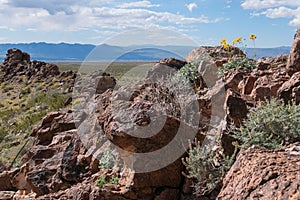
[95,174,119,187]
[26,91,69,111]
[218,57,256,77]
[99,148,115,169]
[182,140,235,196]
[233,99,300,150]
[178,61,199,83]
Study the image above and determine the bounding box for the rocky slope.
[0,27,300,200]
[0,48,76,170]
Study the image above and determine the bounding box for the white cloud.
[186,2,198,12]
[0,0,226,43]
[241,0,300,9]
[261,6,296,18]
[0,2,222,32]
[118,1,159,8]
[241,0,300,26]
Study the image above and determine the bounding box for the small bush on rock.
[233,99,300,150]
[182,140,235,196]
[99,148,115,169]
[95,174,119,187]
[178,61,199,83]
[218,57,256,77]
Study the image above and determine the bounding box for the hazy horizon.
[0,1,299,48]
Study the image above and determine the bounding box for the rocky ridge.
[0,28,300,200]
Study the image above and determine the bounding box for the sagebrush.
[182,140,235,196]
[233,98,300,150]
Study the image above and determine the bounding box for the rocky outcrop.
[0,48,61,83]
[3,48,30,66]
[2,28,300,200]
[217,144,300,200]
[186,46,246,67]
[287,26,300,75]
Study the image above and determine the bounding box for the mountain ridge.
[0,42,291,61]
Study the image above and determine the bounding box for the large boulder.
[217,144,300,200]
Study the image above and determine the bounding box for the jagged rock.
[225,89,248,126]
[287,26,300,75]
[3,111,100,197]
[278,71,300,104]
[96,75,116,94]
[224,68,247,93]
[0,191,15,200]
[249,66,289,101]
[186,46,246,65]
[0,49,61,83]
[31,111,76,145]
[240,75,257,95]
[3,48,30,67]
[257,54,288,70]
[0,169,18,191]
[217,144,300,200]
[159,58,187,70]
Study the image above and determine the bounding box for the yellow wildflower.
[250,34,257,40]
[220,38,227,45]
[223,43,230,51]
[232,37,242,45]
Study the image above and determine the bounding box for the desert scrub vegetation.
[95,174,120,187]
[0,90,69,143]
[99,148,116,169]
[0,89,70,165]
[232,98,300,150]
[178,60,199,83]
[183,140,236,196]
[217,57,256,77]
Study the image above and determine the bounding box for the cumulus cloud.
[186,2,198,12]
[241,0,300,26]
[0,1,222,32]
[261,6,296,18]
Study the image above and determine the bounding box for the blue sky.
[0,0,299,47]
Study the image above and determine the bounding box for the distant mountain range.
[0,42,291,62]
